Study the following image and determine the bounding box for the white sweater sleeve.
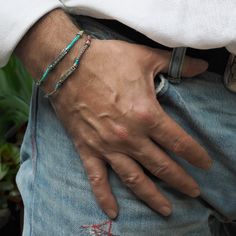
[61,0,236,54]
[1,0,236,68]
[0,0,63,68]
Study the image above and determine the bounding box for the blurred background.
[0,56,32,235]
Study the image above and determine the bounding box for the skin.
[16,9,212,219]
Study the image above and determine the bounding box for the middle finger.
[129,138,201,198]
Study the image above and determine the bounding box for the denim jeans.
[16,16,236,236]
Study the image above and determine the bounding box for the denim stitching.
[80,220,119,236]
[29,85,39,236]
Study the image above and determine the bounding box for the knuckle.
[151,162,171,177]
[86,137,102,151]
[171,135,188,154]
[100,127,129,146]
[112,125,129,141]
[123,173,143,188]
[130,149,145,160]
[88,174,104,187]
[95,194,108,203]
[100,131,115,143]
[86,138,96,148]
[149,111,166,130]
[134,106,156,124]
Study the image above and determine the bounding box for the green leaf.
[0,164,9,181]
[0,55,32,140]
[0,143,20,163]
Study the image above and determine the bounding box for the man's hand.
[16,10,212,219]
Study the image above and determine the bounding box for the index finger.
[106,152,172,216]
[149,108,212,169]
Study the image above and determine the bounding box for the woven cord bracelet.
[36,31,84,87]
[45,35,92,98]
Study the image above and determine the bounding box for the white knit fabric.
[0,0,235,67]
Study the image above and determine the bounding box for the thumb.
[181,56,209,77]
[153,49,208,78]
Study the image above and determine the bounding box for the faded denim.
[16,16,236,236]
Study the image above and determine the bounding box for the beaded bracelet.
[45,35,92,98]
[36,31,84,86]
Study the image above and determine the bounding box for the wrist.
[15,9,84,89]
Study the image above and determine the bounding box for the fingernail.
[159,206,172,216]
[190,188,201,198]
[205,159,213,170]
[105,209,118,219]
[200,159,213,170]
[198,150,213,170]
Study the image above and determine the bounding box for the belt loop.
[167,47,187,84]
[224,54,236,93]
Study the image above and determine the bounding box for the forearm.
[15,9,82,91]
[0,0,62,68]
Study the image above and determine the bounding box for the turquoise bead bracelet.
[36,30,84,87]
[45,35,92,98]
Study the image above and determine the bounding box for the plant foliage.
[0,55,32,142]
[0,55,32,227]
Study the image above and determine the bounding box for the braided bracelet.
[36,31,84,86]
[45,35,92,98]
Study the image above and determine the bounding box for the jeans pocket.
[155,74,170,98]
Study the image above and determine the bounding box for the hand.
[16,10,212,219]
[50,38,211,218]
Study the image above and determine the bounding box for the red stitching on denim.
[80,220,117,235]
